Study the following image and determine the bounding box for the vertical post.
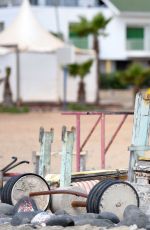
[60,126,75,187]
[76,114,80,172]
[32,151,40,174]
[80,152,87,171]
[39,127,54,178]
[63,66,68,110]
[16,46,20,105]
[101,113,105,169]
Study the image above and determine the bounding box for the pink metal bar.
[101,114,105,169]
[62,112,133,115]
[80,115,102,152]
[76,114,81,172]
[62,111,133,171]
[105,114,128,154]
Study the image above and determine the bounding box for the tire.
[1,176,19,203]
[86,179,113,213]
[2,173,51,211]
[92,179,115,213]
[6,175,21,204]
[93,180,139,219]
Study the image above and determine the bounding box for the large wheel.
[86,179,113,213]
[6,175,21,204]
[1,175,19,203]
[92,180,139,219]
[2,173,50,211]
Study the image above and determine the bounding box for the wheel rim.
[96,181,139,219]
[10,173,50,210]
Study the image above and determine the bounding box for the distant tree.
[0,67,13,107]
[70,13,111,104]
[119,62,150,103]
[67,59,93,104]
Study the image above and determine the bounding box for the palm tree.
[119,62,150,104]
[0,67,13,107]
[70,13,111,104]
[67,59,93,104]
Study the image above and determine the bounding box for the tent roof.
[0,0,64,52]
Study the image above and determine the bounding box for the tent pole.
[16,46,20,105]
[63,66,68,110]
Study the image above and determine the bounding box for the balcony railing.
[126,39,144,51]
[69,37,88,49]
[0,0,104,7]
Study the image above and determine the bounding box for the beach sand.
[0,111,133,174]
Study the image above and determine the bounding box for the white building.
[0,0,97,103]
[1,0,150,74]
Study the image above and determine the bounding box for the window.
[97,0,107,6]
[30,0,38,5]
[0,22,4,32]
[126,27,144,50]
[69,23,88,49]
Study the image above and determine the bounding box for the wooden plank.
[39,127,54,178]
[128,92,150,181]
[60,126,75,187]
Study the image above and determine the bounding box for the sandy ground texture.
[0,110,134,174]
[1,89,147,174]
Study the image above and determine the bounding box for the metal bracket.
[128,145,150,152]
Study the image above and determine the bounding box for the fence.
[62,111,133,171]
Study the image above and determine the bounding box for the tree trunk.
[93,34,100,105]
[3,72,13,107]
[78,80,86,104]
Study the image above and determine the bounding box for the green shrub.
[142,77,150,88]
[100,73,128,89]
[67,103,96,111]
[0,105,29,113]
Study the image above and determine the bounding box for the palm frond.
[67,59,93,79]
[70,13,111,37]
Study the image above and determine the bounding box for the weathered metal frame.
[62,111,133,171]
[128,92,150,182]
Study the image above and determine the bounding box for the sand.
[0,111,134,174]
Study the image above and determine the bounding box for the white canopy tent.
[0,0,97,103]
[0,0,64,52]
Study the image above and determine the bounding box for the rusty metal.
[71,200,86,208]
[80,115,102,152]
[1,156,17,172]
[62,111,133,170]
[105,114,128,154]
[3,160,29,173]
[29,189,88,198]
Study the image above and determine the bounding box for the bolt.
[116,202,121,207]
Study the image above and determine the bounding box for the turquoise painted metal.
[60,126,76,187]
[128,92,150,182]
[39,127,54,178]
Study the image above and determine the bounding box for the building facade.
[0,0,150,74]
